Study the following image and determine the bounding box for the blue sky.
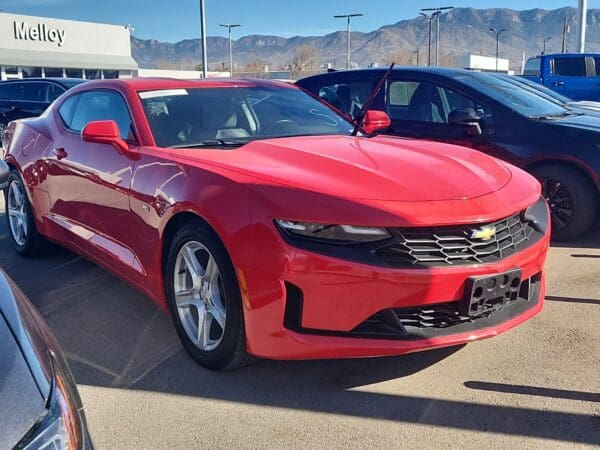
[0,0,595,42]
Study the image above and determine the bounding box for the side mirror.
[448,108,482,136]
[361,110,391,135]
[81,120,129,153]
[0,160,9,190]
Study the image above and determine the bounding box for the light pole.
[413,50,419,66]
[334,13,363,69]
[490,27,507,73]
[220,23,241,76]
[199,0,208,78]
[421,7,454,66]
[420,12,439,66]
[542,36,552,54]
[577,0,587,52]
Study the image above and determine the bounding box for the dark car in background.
[522,53,600,101]
[0,78,85,146]
[297,68,600,241]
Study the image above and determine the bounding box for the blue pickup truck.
[522,53,600,101]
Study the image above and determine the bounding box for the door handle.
[53,148,67,160]
[554,81,565,86]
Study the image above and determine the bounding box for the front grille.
[374,212,543,267]
[352,274,541,340]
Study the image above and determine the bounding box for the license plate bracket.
[461,268,522,317]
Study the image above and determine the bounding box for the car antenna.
[351,63,395,136]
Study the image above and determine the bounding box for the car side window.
[58,95,79,128]
[552,57,586,76]
[318,78,373,118]
[45,84,65,103]
[69,90,134,140]
[0,83,15,100]
[387,80,488,124]
[13,82,46,102]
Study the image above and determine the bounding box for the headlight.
[275,220,391,243]
[522,196,550,234]
[20,352,87,450]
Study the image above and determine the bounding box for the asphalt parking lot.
[0,197,598,449]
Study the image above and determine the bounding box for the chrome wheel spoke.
[209,302,226,329]
[182,245,204,287]
[203,255,218,283]
[175,288,198,308]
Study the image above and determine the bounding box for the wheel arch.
[160,210,239,293]
[523,157,600,193]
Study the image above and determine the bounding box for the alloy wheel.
[7,180,28,246]
[541,177,574,232]
[173,241,227,351]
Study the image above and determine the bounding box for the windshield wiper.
[529,111,581,120]
[170,139,248,149]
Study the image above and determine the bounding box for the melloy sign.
[13,21,66,47]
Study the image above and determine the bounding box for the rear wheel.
[5,170,47,256]
[531,164,598,241]
[165,222,256,370]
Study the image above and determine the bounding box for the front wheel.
[531,164,598,241]
[164,222,256,370]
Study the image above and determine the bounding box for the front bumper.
[241,230,549,360]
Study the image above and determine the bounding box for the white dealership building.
[0,12,138,80]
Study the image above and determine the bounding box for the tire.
[4,170,47,256]
[531,164,598,241]
[164,221,257,370]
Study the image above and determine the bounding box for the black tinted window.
[45,84,65,102]
[0,83,15,100]
[387,80,488,123]
[70,91,133,139]
[317,79,373,118]
[13,82,46,102]
[58,95,79,127]
[553,57,586,76]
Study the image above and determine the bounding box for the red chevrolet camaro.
[3,78,550,370]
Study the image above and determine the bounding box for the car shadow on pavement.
[0,212,598,445]
[464,381,600,403]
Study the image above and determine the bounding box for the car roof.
[0,77,84,87]
[536,53,600,58]
[81,77,297,92]
[299,66,474,81]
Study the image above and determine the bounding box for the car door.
[9,82,51,120]
[545,55,594,100]
[45,89,141,278]
[385,77,495,151]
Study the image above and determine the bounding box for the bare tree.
[291,44,317,78]
[244,60,267,77]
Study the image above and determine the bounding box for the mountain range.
[130,7,600,71]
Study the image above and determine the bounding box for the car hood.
[553,112,600,131]
[176,135,512,202]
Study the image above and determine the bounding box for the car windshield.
[138,86,354,148]
[456,73,568,118]
[492,74,572,104]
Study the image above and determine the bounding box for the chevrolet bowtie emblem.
[471,225,497,241]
